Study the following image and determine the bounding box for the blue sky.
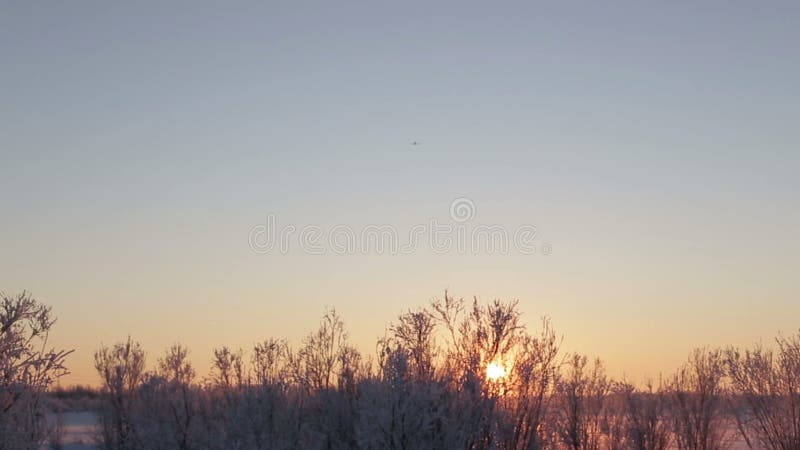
[2,1,799,384]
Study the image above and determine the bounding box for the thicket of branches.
[88,292,800,450]
[3,290,800,449]
[0,291,72,449]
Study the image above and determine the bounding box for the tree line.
[1,291,799,449]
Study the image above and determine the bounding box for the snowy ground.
[46,411,753,449]
[53,411,99,450]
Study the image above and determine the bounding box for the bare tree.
[553,355,610,450]
[252,338,289,387]
[610,379,671,450]
[505,317,561,450]
[211,346,245,388]
[94,337,146,450]
[668,348,733,450]
[430,293,523,388]
[725,331,800,449]
[159,344,195,385]
[338,344,367,395]
[292,308,347,391]
[0,291,72,449]
[431,292,564,449]
[390,309,437,381]
[358,343,450,449]
[154,344,196,450]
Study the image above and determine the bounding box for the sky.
[1,2,799,386]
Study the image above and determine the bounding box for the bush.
[0,291,72,449]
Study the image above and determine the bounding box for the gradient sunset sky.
[2,2,799,386]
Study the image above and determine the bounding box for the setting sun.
[486,361,507,381]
